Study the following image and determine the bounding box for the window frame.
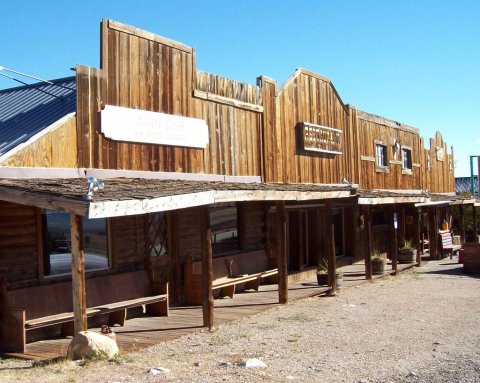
[401,145,413,174]
[374,140,389,173]
[210,204,242,257]
[42,210,111,278]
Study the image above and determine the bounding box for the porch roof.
[357,189,430,205]
[0,178,355,219]
[428,193,477,205]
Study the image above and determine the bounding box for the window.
[44,211,109,276]
[375,143,388,168]
[210,205,240,256]
[146,212,168,257]
[402,147,412,171]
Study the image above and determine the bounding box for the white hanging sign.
[101,105,209,148]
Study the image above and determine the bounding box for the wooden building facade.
[0,19,465,354]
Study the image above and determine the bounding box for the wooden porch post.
[459,205,465,244]
[276,201,288,304]
[473,205,478,243]
[415,208,422,266]
[428,207,437,259]
[70,214,87,335]
[364,206,373,280]
[326,201,337,293]
[200,206,214,329]
[389,205,398,275]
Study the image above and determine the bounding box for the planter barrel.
[317,272,343,289]
[398,248,417,263]
[371,259,385,275]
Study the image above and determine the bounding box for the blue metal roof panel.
[455,176,478,195]
[0,77,76,158]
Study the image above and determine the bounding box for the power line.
[0,71,63,99]
[0,65,75,91]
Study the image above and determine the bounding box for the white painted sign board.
[101,105,209,148]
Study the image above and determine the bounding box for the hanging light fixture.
[84,177,105,200]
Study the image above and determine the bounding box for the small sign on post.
[394,212,398,229]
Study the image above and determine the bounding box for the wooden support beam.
[398,205,406,247]
[473,205,478,243]
[200,206,214,329]
[428,207,438,259]
[389,205,398,275]
[459,205,465,244]
[415,208,422,266]
[70,214,87,335]
[276,201,288,304]
[167,212,181,305]
[326,201,337,293]
[364,206,373,280]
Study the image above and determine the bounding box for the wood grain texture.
[73,20,455,193]
[0,202,39,287]
[355,110,423,190]
[266,69,349,184]
[75,21,264,177]
[424,131,454,193]
[1,116,78,168]
[70,214,87,334]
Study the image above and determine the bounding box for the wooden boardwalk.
[2,261,416,361]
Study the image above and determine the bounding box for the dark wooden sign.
[302,122,342,155]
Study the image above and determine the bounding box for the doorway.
[287,210,309,270]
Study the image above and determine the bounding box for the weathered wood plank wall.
[424,131,454,193]
[76,19,263,176]
[356,111,423,190]
[67,19,456,192]
[0,116,78,168]
[0,202,39,288]
[242,202,267,252]
[109,215,146,272]
[266,69,350,184]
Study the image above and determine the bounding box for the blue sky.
[1,0,478,177]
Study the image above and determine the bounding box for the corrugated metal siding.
[0,77,76,157]
[455,176,478,195]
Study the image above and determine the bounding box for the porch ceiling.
[0,178,355,218]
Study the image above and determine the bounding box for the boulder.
[67,330,119,360]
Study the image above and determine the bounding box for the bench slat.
[94,294,167,312]
[212,268,278,290]
[184,250,277,305]
[25,308,101,329]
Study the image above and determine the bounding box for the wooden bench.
[184,250,278,305]
[439,230,461,259]
[0,270,168,353]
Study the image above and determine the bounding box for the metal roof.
[455,176,478,195]
[0,77,76,158]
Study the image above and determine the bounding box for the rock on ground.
[67,330,119,360]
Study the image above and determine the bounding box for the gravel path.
[1,258,479,383]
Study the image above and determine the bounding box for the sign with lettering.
[302,122,342,155]
[435,146,445,161]
[101,105,209,148]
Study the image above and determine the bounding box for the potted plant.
[371,249,386,275]
[398,238,417,263]
[316,258,343,288]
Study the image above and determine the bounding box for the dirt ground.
[1,257,479,383]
